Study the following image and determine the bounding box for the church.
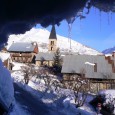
[35,25,57,67]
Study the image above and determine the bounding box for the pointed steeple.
[48,25,57,52]
[49,25,57,39]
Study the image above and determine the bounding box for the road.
[14,83,50,115]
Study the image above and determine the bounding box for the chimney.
[112,51,115,72]
[31,42,36,46]
[112,51,115,58]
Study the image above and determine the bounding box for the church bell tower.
[48,25,57,52]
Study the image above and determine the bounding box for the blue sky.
[36,7,115,52]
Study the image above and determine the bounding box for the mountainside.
[102,46,115,54]
[7,28,101,55]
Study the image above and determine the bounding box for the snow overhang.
[0,0,115,49]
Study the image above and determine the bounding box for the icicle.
[94,7,97,15]
[68,23,72,49]
[66,17,75,50]
[108,12,110,25]
[68,24,70,42]
[99,10,102,32]
[80,18,82,30]
[111,12,112,21]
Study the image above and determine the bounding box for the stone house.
[35,52,54,67]
[8,42,38,63]
[61,53,115,92]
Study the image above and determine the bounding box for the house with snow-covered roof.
[8,42,38,63]
[61,53,115,92]
[35,52,54,67]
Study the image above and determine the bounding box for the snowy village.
[0,1,115,115]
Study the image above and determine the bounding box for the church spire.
[48,25,57,52]
[49,25,57,39]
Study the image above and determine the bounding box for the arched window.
[51,47,53,51]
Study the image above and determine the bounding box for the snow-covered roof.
[62,55,115,79]
[8,42,36,52]
[35,52,54,61]
[0,52,10,62]
[105,54,112,57]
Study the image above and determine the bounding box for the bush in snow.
[62,74,89,107]
[90,90,115,114]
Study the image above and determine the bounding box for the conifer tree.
[53,48,62,73]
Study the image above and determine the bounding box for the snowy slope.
[102,46,115,54]
[7,28,101,55]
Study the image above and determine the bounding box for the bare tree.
[21,64,36,84]
[62,68,89,107]
[35,66,62,94]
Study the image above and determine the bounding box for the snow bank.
[10,101,29,115]
[0,52,10,62]
[0,60,14,108]
[12,62,26,71]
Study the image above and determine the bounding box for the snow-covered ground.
[7,28,102,55]
[10,62,97,115]
[1,61,115,115]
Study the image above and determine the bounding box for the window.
[94,63,97,72]
[51,41,54,45]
